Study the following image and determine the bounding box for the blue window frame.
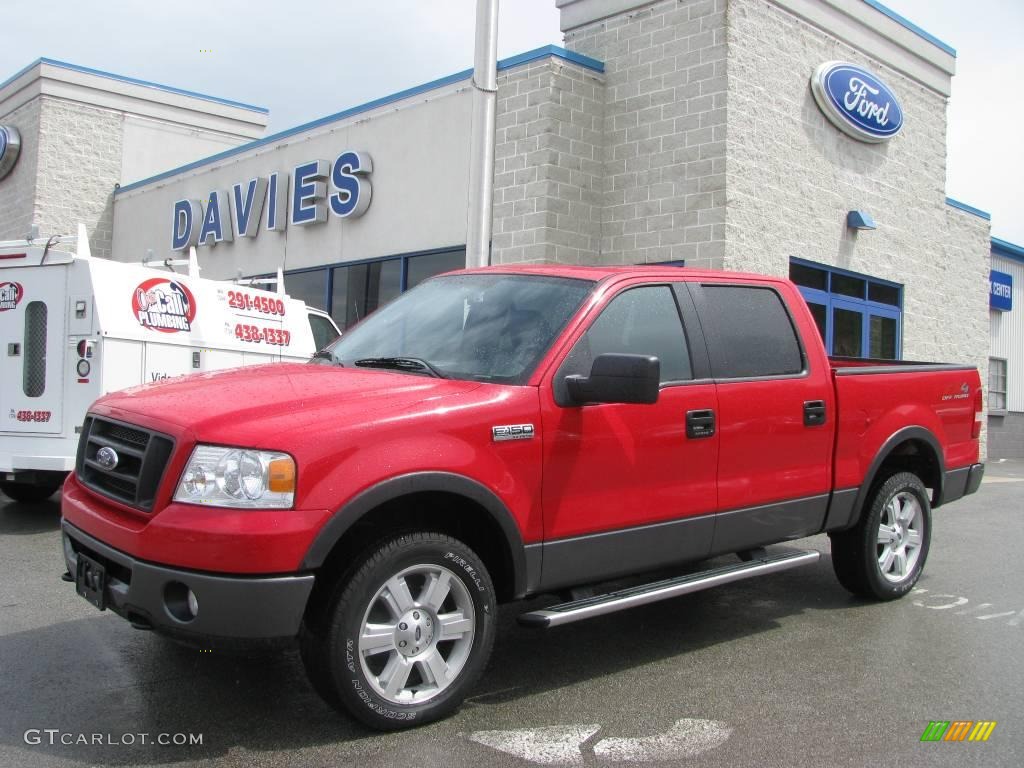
[789,258,903,359]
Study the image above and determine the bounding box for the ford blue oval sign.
[811,62,904,143]
[0,125,22,180]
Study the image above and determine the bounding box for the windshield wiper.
[353,357,446,378]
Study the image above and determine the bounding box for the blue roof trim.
[115,46,605,196]
[0,58,43,94]
[992,237,1024,264]
[946,197,991,221]
[499,45,604,74]
[0,58,268,114]
[860,1,956,57]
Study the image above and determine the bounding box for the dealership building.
[0,0,1019,454]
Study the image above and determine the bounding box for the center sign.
[171,150,372,250]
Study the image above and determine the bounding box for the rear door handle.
[686,409,716,439]
[803,400,827,427]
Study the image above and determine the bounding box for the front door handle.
[686,409,716,439]
[803,400,827,427]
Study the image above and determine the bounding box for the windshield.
[321,273,594,383]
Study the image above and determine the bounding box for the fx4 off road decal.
[133,278,197,333]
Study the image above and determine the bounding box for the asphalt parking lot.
[1,463,1022,768]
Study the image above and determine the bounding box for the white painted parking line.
[911,588,1023,627]
[593,718,732,763]
[465,725,601,765]
[463,719,732,765]
[981,476,1023,483]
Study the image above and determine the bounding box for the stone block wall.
[491,58,605,264]
[0,99,41,243]
[34,98,123,257]
[564,0,728,267]
[725,0,989,408]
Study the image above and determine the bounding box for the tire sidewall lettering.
[443,551,486,593]
[328,536,496,728]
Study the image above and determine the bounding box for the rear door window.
[696,285,804,379]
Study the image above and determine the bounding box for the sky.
[1,0,1020,244]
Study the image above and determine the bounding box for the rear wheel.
[300,532,496,730]
[829,471,931,600]
[0,478,63,504]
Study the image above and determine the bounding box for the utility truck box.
[0,232,339,502]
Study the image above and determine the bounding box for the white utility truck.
[0,227,340,503]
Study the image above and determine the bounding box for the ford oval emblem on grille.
[95,446,119,471]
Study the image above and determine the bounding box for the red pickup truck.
[61,265,984,729]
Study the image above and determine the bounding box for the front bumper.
[62,520,314,642]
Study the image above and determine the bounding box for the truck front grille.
[76,417,175,512]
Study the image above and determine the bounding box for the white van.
[0,228,339,503]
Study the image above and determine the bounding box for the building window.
[407,249,466,289]
[989,358,1008,412]
[282,269,328,312]
[265,247,466,332]
[789,259,902,359]
[331,260,402,329]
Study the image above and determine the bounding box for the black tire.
[0,479,63,504]
[829,471,931,600]
[300,532,496,730]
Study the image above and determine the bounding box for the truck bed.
[829,355,981,505]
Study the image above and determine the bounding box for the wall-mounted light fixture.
[847,210,876,230]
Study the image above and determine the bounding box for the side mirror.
[565,353,660,406]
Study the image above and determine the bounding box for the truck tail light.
[972,388,983,439]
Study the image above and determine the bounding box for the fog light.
[164,581,198,623]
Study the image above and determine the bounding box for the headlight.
[174,445,295,508]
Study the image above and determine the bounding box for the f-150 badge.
[492,424,535,442]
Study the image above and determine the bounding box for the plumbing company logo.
[920,721,997,743]
[0,281,23,312]
[811,62,904,143]
[0,125,22,180]
[132,278,196,333]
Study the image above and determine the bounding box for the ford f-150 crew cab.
[61,265,984,729]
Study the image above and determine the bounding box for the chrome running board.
[518,548,820,628]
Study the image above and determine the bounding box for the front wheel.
[301,532,496,730]
[829,471,931,600]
